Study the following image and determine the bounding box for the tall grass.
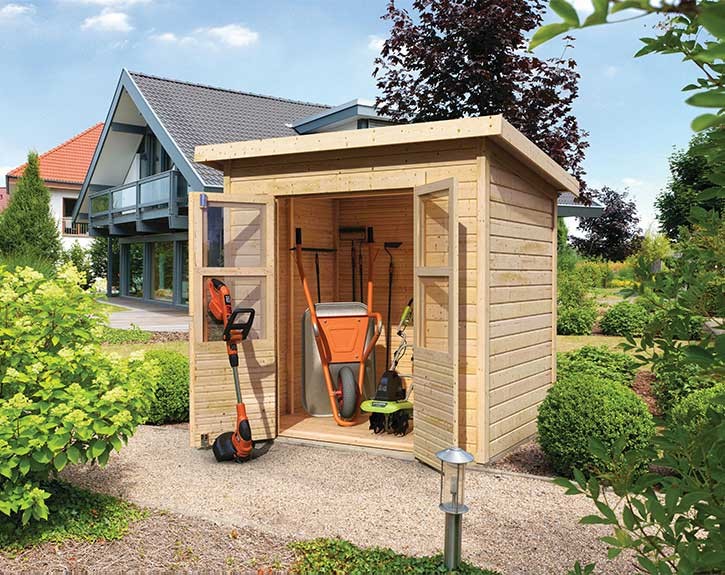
[0,252,57,277]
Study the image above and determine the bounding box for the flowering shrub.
[0,266,156,524]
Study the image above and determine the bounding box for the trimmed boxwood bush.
[538,376,655,477]
[144,350,189,425]
[669,383,725,436]
[599,301,649,337]
[557,345,638,387]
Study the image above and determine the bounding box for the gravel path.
[63,425,636,575]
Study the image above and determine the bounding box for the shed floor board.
[279,413,413,452]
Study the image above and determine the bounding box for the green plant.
[0,253,56,278]
[89,236,119,289]
[670,382,725,437]
[557,345,639,387]
[557,304,597,336]
[558,397,725,575]
[0,152,62,262]
[600,302,649,337]
[144,350,189,425]
[61,242,91,288]
[290,538,500,575]
[99,324,153,345]
[0,481,145,551]
[652,352,719,414]
[0,265,156,525]
[558,217,579,273]
[648,307,704,341]
[572,260,613,289]
[538,376,655,477]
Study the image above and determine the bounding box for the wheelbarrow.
[293,227,383,426]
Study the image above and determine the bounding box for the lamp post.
[436,446,474,571]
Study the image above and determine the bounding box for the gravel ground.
[0,512,292,574]
[62,425,636,575]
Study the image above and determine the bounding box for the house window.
[62,197,76,217]
[151,241,174,302]
[128,243,144,298]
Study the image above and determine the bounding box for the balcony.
[62,217,89,237]
[89,170,188,234]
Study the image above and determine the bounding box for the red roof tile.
[8,123,103,185]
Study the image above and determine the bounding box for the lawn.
[95,296,129,314]
[556,334,629,353]
[103,340,188,358]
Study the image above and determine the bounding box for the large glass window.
[180,241,189,305]
[152,241,174,302]
[128,243,144,298]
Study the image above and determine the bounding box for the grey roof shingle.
[128,71,330,187]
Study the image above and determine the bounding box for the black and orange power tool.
[207,278,256,462]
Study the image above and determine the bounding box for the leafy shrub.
[599,301,649,337]
[558,396,725,575]
[0,481,145,551]
[0,253,56,278]
[60,242,91,288]
[0,265,155,524]
[609,278,634,288]
[557,304,597,335]
[99,324,153,344]
[670,383,725,437]
[557,346,638,387]
[572,260,612,288]
[651,352,719,414]
[290,538,499,575]
[557,273,597,335]
[538,376,655,477]
[648,307,704,341]
[144,350,189,425]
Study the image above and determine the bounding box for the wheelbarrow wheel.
[337,367,357,419]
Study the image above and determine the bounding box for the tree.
[373,0,589,188]
[656,132,725,241]
[557,217,579,271]
[572,187,641,261]
[89,236,119,289]
[0,151,62,262]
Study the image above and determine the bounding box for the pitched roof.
[127,71,330,187]
[558,191,605,217]
[8,123,103,185]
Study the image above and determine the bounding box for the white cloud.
[152,24,259,49]
[367,34,384,52]
[203,24,258,47]
[61,0,149,5]
[0,3,35,19]
[81,10,132,32]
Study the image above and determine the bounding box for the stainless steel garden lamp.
[436,446,474,571]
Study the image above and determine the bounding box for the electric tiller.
[361,298,414,436]
[207,278,256,462]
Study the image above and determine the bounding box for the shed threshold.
[278,414,413,452]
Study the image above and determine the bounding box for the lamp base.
[444,512,462,571]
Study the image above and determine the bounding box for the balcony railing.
[62,217,89,237]
[88,170,188,230]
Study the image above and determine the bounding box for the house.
[188,115,579,466]
[73,69,600,310]
[72,69,393,307]
[6,123,102,249]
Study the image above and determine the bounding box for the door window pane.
[203,203,265,268]
[203,275,265,341]
[152,241,174,302]
[128,243,144,298]
[418,191,450,268]
[180,242,189,305]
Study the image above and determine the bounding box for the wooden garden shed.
[188,116,579,466]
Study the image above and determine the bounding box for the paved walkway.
[105,299,190,332]
[63,426,635,575]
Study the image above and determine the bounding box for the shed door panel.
[189,192,276,444]
[413,178,459,467]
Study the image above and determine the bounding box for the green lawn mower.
[361,298,414,436]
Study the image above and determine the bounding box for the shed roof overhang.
[194,115,580,196]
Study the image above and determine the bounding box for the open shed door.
[412,178,459,467]
[189,192,277,445]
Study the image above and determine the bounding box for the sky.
[0,0,700,233]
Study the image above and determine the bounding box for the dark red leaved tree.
[373,0,589,191]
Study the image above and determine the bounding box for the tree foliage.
[572,186,642,261]
[89,236,119,289]
[657,132,725,240]
[373,0,589,188]
[0,152,61,262]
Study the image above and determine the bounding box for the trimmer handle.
[223,308,255,342]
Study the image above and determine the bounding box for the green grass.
[98,324,153,345]
[103,340,188,358]
[0,481,145,553]
[95,296,128,314]
[290,538,500,575]
[557,334,629,354]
